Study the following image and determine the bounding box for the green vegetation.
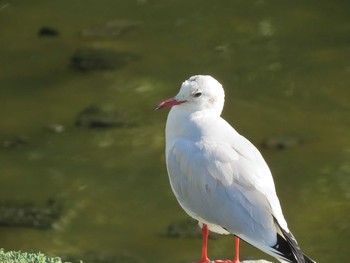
[0,249,76,263]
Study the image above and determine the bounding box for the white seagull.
[155,75,316,263]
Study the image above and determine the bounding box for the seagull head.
[155,75,225,115]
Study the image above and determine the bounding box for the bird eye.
[194,92,202,98]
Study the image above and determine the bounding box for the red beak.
[154,97,185,110]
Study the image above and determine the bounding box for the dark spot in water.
[2,136,28,149]
[38,27,60,37]
[71,48,140,72]
[76,105,135,129]
[260,134,305,150]
[0,199,62,229]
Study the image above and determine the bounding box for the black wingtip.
[271,218,317,263]
[272,232,297,262]
[272,226,317,263]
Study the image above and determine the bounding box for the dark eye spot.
[194,92,202,98]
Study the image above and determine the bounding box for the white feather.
[163,75,293,261]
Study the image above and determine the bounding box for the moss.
[0,248,76,263]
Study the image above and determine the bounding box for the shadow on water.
[0,0,349,262]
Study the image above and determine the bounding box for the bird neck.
[165,107,220,144]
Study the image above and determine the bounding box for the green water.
[0,0,349,262]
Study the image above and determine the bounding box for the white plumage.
[156,75,315,263]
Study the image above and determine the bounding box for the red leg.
[194,224,211,263]
[214,236,240,263]
[233,236,240,263]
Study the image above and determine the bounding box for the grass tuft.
[0,248,79,263]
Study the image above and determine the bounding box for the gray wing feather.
[166,134,287,247]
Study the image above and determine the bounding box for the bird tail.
[271,221,317,263]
